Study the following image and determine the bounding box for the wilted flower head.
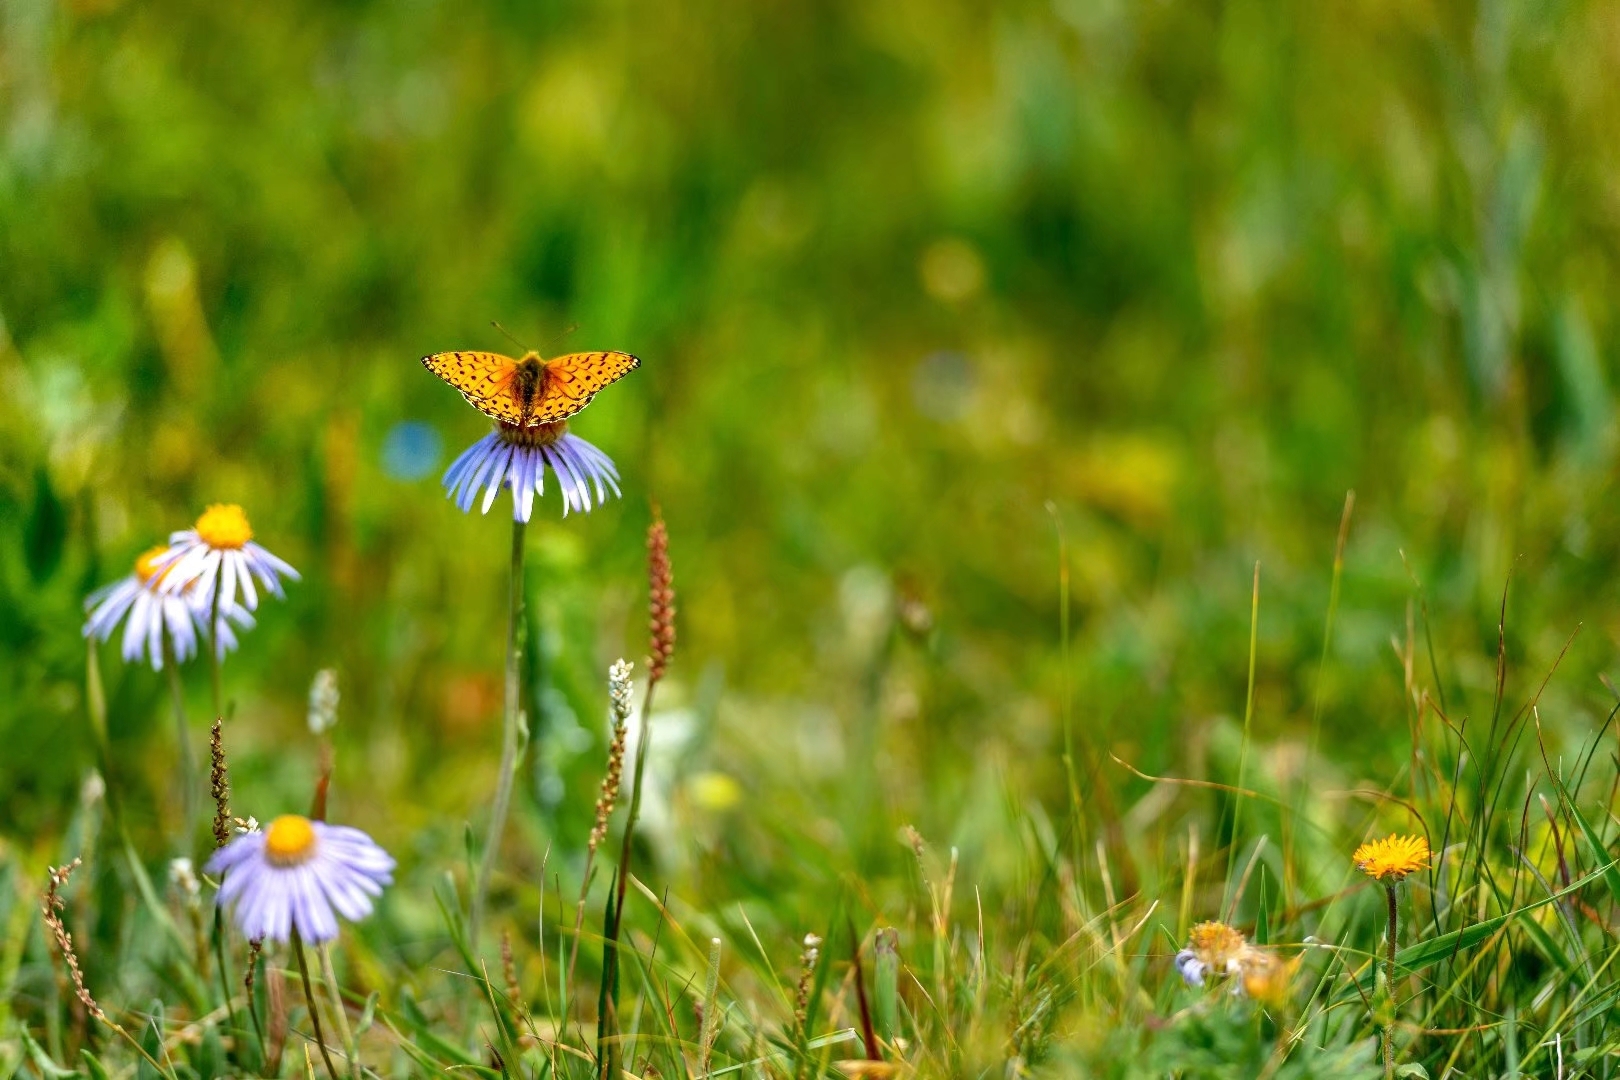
[1353,834,1430,883]
[155,505,299,627]
[1176,921,1246,988]
[206,814,393,944]
[1174,920,1297,1008]
[442,421,620,521]
[83,544,253,669]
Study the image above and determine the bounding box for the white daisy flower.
[207,814,394,944]
[154,505,299,628]
[83,544,253,670]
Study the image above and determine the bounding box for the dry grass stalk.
[265,963,289,1076]
[210,718,232,849]
[41,859,106,1024]
[42,861,177,1075]
[568,659,636,994]
[647,513,675,684]
[501,925,537,1046]
[244,937,264,999]
[794,933,822,1035]
[589,660,635,854]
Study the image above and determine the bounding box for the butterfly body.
[422,347,639,426]
[511,352,546,414]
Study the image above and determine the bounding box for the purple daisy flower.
[442,421,620,521]
[83,544,254,669]
[206,814,394,944]
[153,504,299,626]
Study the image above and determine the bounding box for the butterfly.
[421,348,640,426]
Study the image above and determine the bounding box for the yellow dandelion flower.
[1352,833,1430,883]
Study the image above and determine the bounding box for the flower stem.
[1383,883,1398,1080]
[162,639,196,849]
[208,588,224,723]
[292,927,340,1080]
[472,516,527,948]
[212,909,241,1064]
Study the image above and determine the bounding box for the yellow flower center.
[495,420,568,448]
[263,815,318,866]
[195,504,254,550]
[134,545,174,586]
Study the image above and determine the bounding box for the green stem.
[204,587,244,1066]
[292,927,340,1080]
[212,909,240,1066]
[208,587,223,724]
[1225,563,1261,919]
[472,517,527,948]
[600,677,659,1078]
[162,640,197,851]
[319,944,359,1079]
[1384,883,1398,1080]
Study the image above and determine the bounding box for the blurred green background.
[4,0,1620,917]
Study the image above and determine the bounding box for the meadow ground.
[7,2,1620,1077]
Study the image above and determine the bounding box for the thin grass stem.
[292,927,340,1080]
[1225,562,1260,919]
[162,639,197,849]
[318,943,359,1079]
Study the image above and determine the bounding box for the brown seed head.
[244,937,264,999]
[647,513,675,682]
[41,859,106,1024]
[210,719,232,849]
[501,926,523,1009]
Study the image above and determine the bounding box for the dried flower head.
[1174,920,1299,1008]
[1353,834,1430,883]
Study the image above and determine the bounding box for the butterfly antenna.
[490,321,534,353]
[539,323,580,353]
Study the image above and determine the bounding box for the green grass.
[8,0,1620,1075]
[9,521,1620,1078]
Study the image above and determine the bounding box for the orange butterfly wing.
[421,351,527,425]
[529,350,642,424]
